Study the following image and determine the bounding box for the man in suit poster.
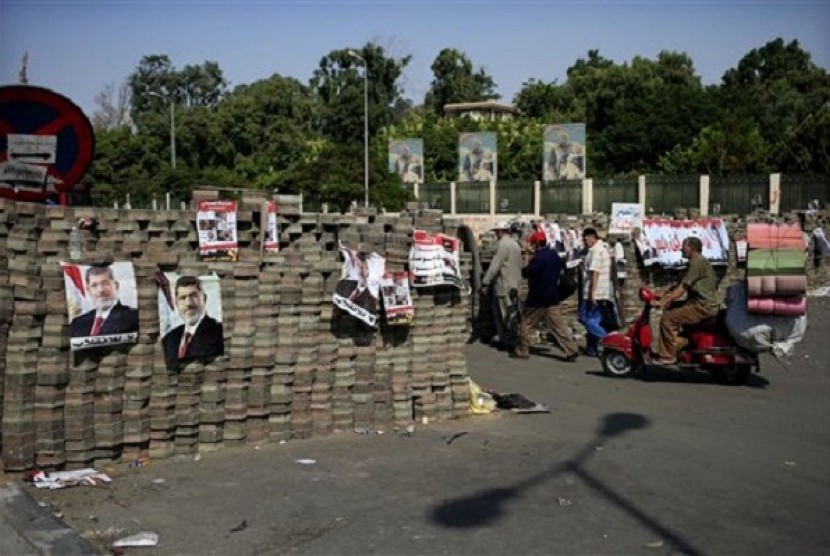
[62,262,139,351]
[159,273,224,363]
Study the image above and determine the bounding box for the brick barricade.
[0,199,471,472]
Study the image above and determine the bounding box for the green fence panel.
[709,174,768,215]
[540,179,582,214]
[495,181,534,215]
[418,182,452,213]
[592,176,639,214]
[780,174,830,212]
[645,174,699,215]
[456,181,491,214]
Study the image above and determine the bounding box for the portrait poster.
[332,243,385,328]
[61,261,138,351]
[609,203,643,236]
[157,271,224,363]
[543,123,586,180]
[409,229,463,288]
[262,200,280,253]
[458,132,497,182]
[197,200,238,262]
[388,138,424,184]
[381,272,414,325]
[636,218,730,268]
[538,222,584,268]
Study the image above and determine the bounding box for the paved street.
[15,296,830,555]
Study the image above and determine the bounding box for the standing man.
[481,221,522,350]
[70,265,138,337]
[653,237,722,364]
[579,228,614,357]
[512,231,579,361]
[162,275,224,363]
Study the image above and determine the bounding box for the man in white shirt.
[579,228,614,357]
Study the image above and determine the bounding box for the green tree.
[425,48,499,115]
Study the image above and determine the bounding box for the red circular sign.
[0,85,95,202]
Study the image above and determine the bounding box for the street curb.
[0,483,97,555]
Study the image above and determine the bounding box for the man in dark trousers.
[162,275,224,363]
[512,231,579,361]
[69,265,138,337]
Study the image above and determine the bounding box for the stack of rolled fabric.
[746,223,807,316]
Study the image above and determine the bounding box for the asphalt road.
[25,296,830,555]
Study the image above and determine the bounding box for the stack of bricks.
[0,198,480,473]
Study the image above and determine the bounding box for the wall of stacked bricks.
[0,197,471,472]
[475,209,830,343]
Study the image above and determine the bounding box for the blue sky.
[2,0,829,116]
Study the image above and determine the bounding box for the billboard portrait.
[459,132,497,182]
[157,272,224,363]
[197,200,238,262]
[388,139,424,184]
[61,261,139,351]
[543,124,586,180]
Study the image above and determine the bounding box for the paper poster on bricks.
[381,271,414,325]
[332,242,385,327]
[409,229,463,288]
[157,271,224,363]
[197,200,238,261]
[61,261,138,351]
[262,200,280,253]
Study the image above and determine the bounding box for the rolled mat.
[747,296,807,317]
[746,275,808,297]
[747,223,804,250]
[746,248,805,277]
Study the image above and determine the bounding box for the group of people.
[481,221,721,364]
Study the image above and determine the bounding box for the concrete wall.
[0,199,471,472]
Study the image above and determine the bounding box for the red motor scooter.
[599,287,759,385]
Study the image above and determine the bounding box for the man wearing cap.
[480,221,522,349]
[579,227,614,357]
[512,231,579,361]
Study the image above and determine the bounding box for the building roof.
[443,100,520,115]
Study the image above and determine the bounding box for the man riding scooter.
[653,236,722,365]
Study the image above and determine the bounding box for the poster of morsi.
[332,243,385,327]
[262,200,280,253]
[409,230,463,288]
[197,200,238,261]
[381,272,414,325]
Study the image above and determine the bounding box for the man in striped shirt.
[579,228,614,357]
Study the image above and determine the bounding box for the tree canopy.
[85,38,829,210]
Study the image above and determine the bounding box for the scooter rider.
[653,236,722,365]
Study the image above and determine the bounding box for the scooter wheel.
[601,351,634,378]
[714,364,751,386]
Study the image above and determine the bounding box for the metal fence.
[540,179,582,214]
[419,182,452,213]
[592,176,639,214]
[709,174,768,215]
[455,181,490,214]
[645,174,700,215]
[496,181,534,215]
[780,174,830,212]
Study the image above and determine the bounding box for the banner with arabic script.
[409,230,463,288]
[635,218,730,268]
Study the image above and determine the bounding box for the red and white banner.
[197,200,238,261]
[262,200,280,253]
[635,218,730,267]
[409,230,462,288]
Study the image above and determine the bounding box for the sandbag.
[747,223,804,250]
[746,248,805,277]
[725,283,807,357]
[746,275,808,297]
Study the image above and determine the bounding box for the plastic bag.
[469,379,496,414]
[725,283,807,358]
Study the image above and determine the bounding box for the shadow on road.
[429,412,703,555]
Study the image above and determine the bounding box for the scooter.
[599,287,759,385]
